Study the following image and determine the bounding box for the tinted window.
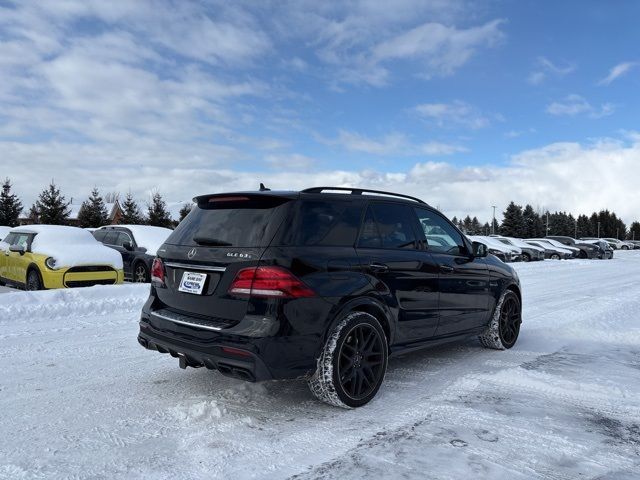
[414,208,466,255]
[102,231,119,245]
[357,207,382,248]
[359,203,417,249]
[167,196,291,247]
[281,200,363,246]
[115,232,132,247]
[93,230,107,242]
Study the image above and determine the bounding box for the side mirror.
[472,241,488,258]
[9,245,26,255]
[123,241,133,251]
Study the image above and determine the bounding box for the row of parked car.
[465,234,640,262]
[0,224,172,290]
[0,220,637,290]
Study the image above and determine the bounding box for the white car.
[468,235,520,262]
[492,236,546,262]
[526,239,575,259]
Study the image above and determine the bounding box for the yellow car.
[0,225,124,290]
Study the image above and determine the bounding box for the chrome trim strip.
[150,311,223,331]
[164,262,226,272]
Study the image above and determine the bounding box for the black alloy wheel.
[550,253,560,260]
[134,263,150,283]
[498,295,521,348]
[522,253,530,262]
[337,324,385,401]
[26,269,43,291]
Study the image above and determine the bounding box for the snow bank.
[7,224,123,269]
[0,284,148,323]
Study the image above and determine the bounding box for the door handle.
[369,263,389,273]
[439,264,454,273]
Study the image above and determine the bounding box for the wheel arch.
[26,262,44,288]
[326,296,395,348]
[505,282,522,305]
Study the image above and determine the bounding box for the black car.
[93,225,173,282]
[138,187,523,408]
[546,236,600,259]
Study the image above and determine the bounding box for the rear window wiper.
[193,236,232,246]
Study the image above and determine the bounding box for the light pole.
[574,218,577,239]
[616,228,619,240]
[491,205,496,235]
[597,221,601,238]
[546,211,550,235]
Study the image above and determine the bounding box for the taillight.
[228,266,316,298]
[151,257,165,287]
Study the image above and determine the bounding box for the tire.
[550,253,560,260]
[308,311,388,409]
[479,290,521,350]
[522,253,530,262]
[622,246,629,250]
[133,262,150,283]
[26,268,43,291]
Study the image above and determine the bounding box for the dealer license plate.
[178,271,207,295]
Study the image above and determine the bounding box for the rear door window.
[358,203,417,249]
[281,200,363,246]
[93,230,107,242]
[114,232,132,247]
[102,231,119,245]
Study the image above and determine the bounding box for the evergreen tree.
[147,192,172,228]
[0,178,23,227]
[120,192,144,224]
[26,204,40,224]
[576,215,592,238]
[178,203,193,222]
[482,222,491,235]
[628,221,640,241]
[461,215,473,234]
[500,202,525,237]
[470,216,482,235]
[35,182,70,225]
[522,205,541,238]
[77,188,108,228]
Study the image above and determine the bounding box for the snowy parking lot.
[1,253,640,479]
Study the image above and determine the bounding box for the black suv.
[138,187,522,408]
[94,225,172,282]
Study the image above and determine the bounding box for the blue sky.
[1,0,639,222]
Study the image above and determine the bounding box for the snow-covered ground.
[2,253,640,479]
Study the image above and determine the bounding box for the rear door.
[355,202,440,343]
[413,207,491,336]
[151,194,292,328]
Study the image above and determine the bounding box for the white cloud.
[372,19,504,79]
[5,135,640,223]
[414,100,491,129]
[328,130,467,156]
[265,153,316,169]
[546,95,614,118]
[528,56,575,85]
[598,61,637,86]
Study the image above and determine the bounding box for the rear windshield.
[165,195,291,247]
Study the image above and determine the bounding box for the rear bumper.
[137,329,273,382]
[138,309,322,382]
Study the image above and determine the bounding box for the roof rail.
[301,187,426,204]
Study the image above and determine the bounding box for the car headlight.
[45,257,58,270]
